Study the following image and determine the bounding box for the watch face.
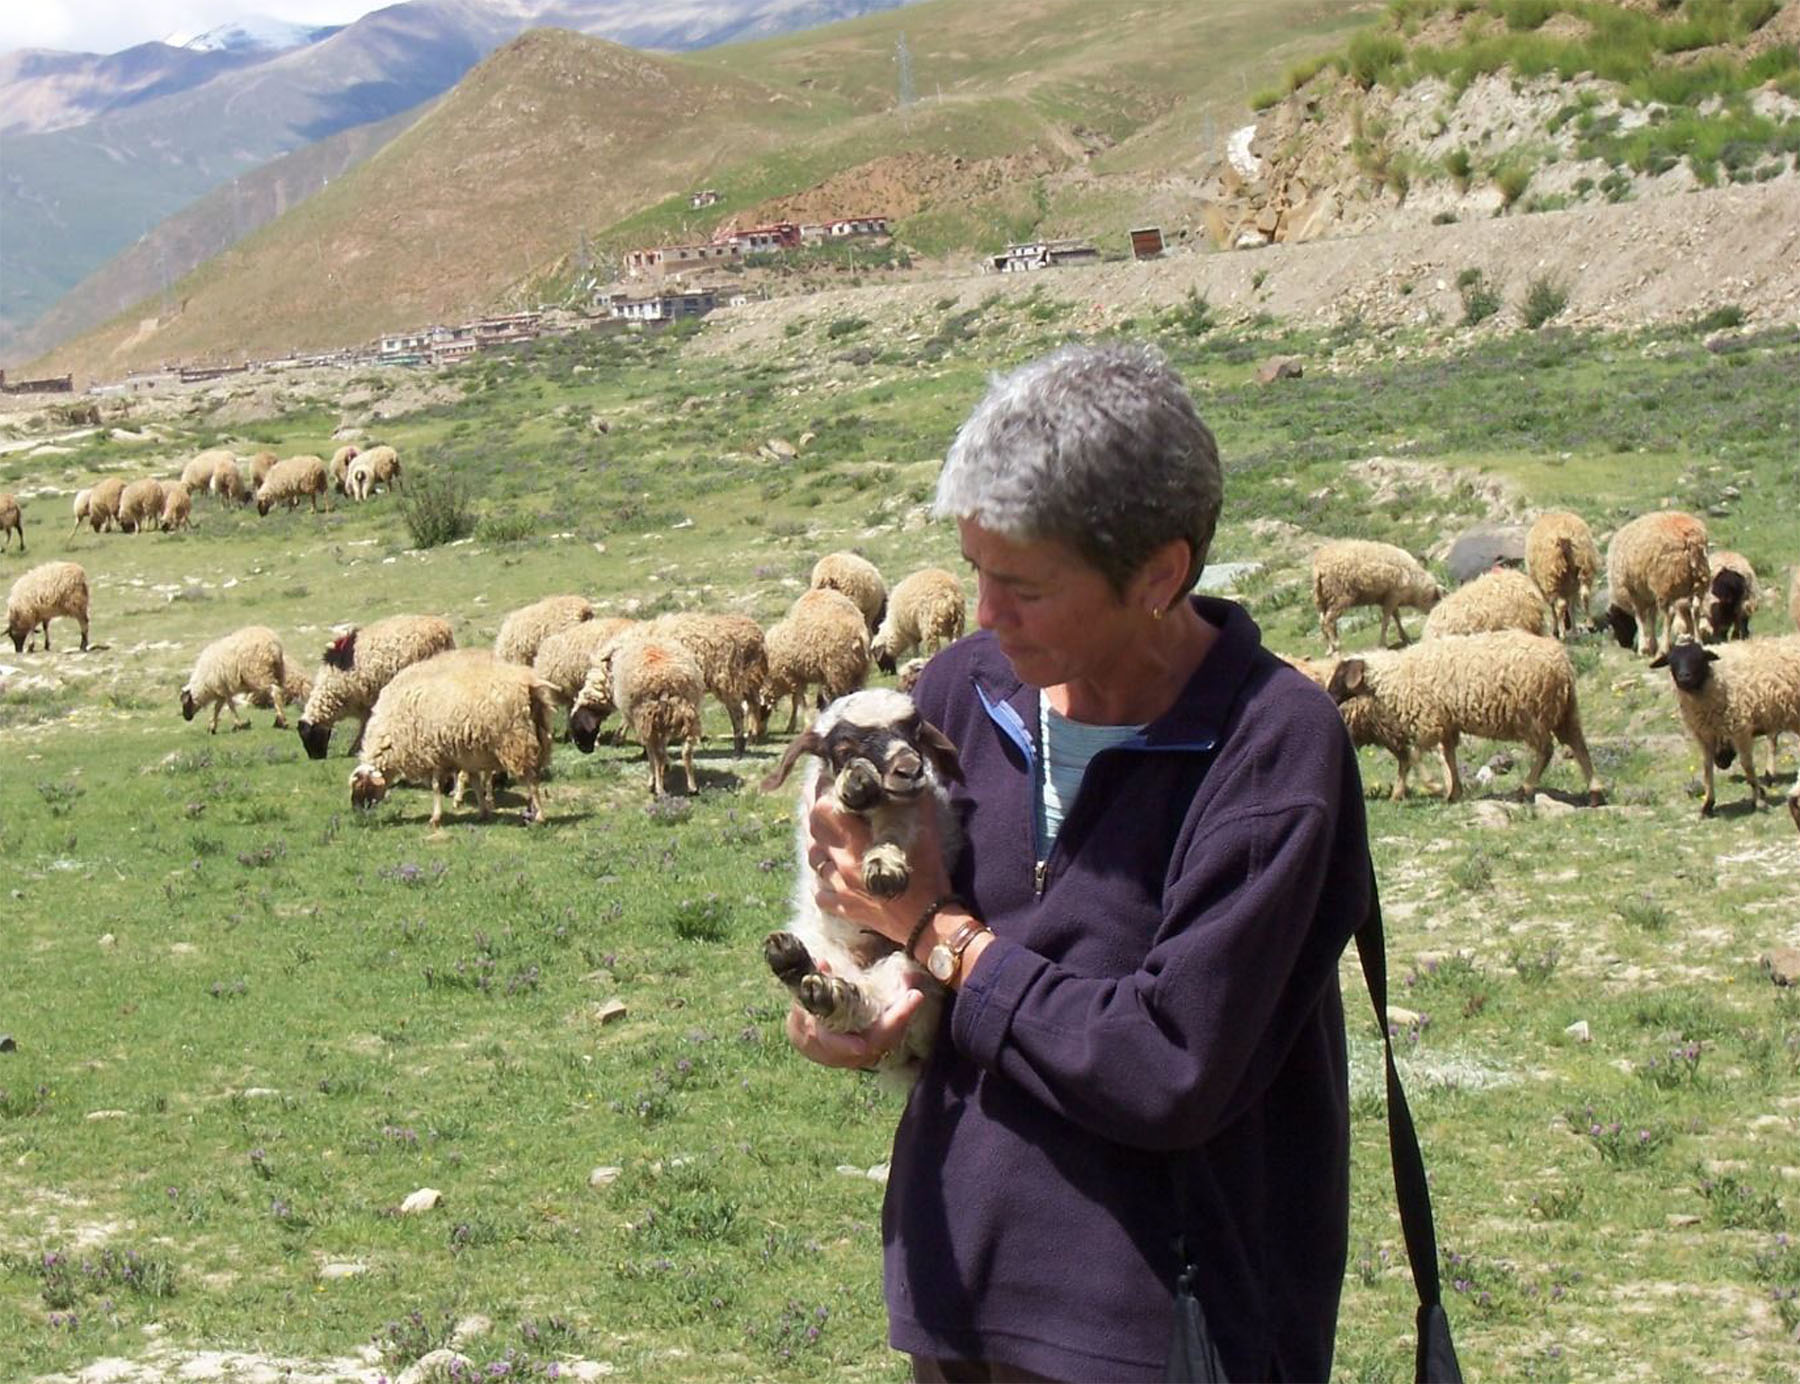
[927,943,955,984]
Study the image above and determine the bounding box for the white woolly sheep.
[532,616,638,707]
[159,481,192,533]
[344,455,376,502]
[810,551,888,634]
[759,687,965,1087]
[1603,510,1710,657]
[118,478,166,534]
[494,593,594,666]
[209,455,248,506]
[758,587,872,736]
[358,445,402,494]
[0,492,22,551]
[329,445,359,496]
[1325,629,1603,805]
[297,613,457,758]
[180,449,233,495]
[248,451,279,489]
[1311,539,1443,656]
[350,649,556,828]
[1423,567,1549,640]
[256,455,329,515]
[7,560,90,652]
[180,626,293,732]
[871,567,967,674]
[1697,550,1758,643]
[249,662,312,712]
[568,632,705,797]
[1524,510,1600,638]
[642,611,769,753]
[68,489,91,537]
[83,477,126,533]
[1649,636,1800,817]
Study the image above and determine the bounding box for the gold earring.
[1150,605,1164,622]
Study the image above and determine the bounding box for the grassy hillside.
[2,299,1798,1380]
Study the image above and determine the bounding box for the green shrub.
[1493,160,1534,209]
[398,470,474,549]
[1520,273,1570,328]
[825,316,870,340]
[1460,270,1503,327]
[475,511,537,544]
[1443,146,1475,190]
[1343,30,1407,90]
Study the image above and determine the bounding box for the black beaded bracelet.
[905,893,964,964]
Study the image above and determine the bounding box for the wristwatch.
[927,918,990,986]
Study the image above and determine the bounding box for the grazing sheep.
[871,567,967,674]
[0,492,22,551]
[350,649,556,828]
[1324,629,1603,805]
[759,687,965,1087]
[209,455,248,506]
[494,593,593,666]
[1310,539,1443,656]
[1649,637,1800,817]
[568,633,705,796]
[84,476,126,533]
[1697,550,1758,643]
[532,616,638,707]
[359,444,402,494]
[7,560,90,652]
[180,449,233,495]
[757,587,872,736]
[248,451,278,489]
[1423,567,1550,640]
[297,613,457,758]
[255,455,329,515]
[180,626,293,732]
[329,445,359,496]
[159,481,192,533]
[1603,510,1710,657]
[642,611,769,753]
[249,662,312,713]
[1524,510,1600,638]
[68,489,92,537]
[810,551,888,634]
[118,478,166,534]
[344,455,376,502]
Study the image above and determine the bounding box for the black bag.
[1165,875,1465,1384]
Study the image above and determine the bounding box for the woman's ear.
[1135,538,1194,615]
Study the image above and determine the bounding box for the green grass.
[3,303,1799,1381]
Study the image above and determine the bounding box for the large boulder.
[1444,525,1529,585]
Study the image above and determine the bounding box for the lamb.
[568,632,705,797]
[1602,510,1710,657]
[1697,550,1758,643]
[0,492,22,551]
[1648,637,1800,817]
[180,626,293,732]
[159,481,192,533]
[1422,567,1549,640]
[532,616,637,707]
[757,587,872,736]
[642,611,769,752]
[494,593,593,666]
[209,456,248,506]
[7,560,90,652]
[329,445,359,496]
[349,649,556,828]
[759,687,964,1087]
[117,478,166,534]
[255,455,329,515]
[810,551,888,634]
[1324,629,1603,805]
[83,477,126,533]
[1524,510,1600,638]
[1310,538,1443,656]
[297,613,457,758]
[871,567,967,674]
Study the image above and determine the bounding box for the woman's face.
[957,518,1142,690]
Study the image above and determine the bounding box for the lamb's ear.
[761,730,824,792]
[918,718,964,785]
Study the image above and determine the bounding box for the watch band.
[906,893,963,963]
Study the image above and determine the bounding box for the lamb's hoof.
[764,931,814,988]
[835,760,883,812]
[863,847,910,899]
[798,972,850,1021]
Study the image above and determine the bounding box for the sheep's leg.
[1520,737,1554,801]
[726,699,746,755]
[477,773,496,819]
[224,696,248,730]
[1389,605,1413,648]
[38,620,51,652]
[763,932,872,1031]
[1637,601,1659,658]
[648,743,667,797]
[521,778,543,825]
[208,700,224,734]
[1736,732,1766,809]
[682,737,697,795]
[348,718,367,756]
[1438,736,1463,802]
[267,681,287,729]
[1556,711,1604,806]
[1698,741,1718,817]
[429,780,446,829]
[1319,607,1339,655]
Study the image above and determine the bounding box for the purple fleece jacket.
[886,596,1370,1382]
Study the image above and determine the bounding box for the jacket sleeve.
[949,728,1364,1152]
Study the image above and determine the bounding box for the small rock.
[1665,1214,1702,1228]
[594,999,628,1025]
[1468,801,1512,829]
[1565,1020,1591,1044]
[1256,355,1304,384]
[451,1314,492,1347]
[242,1087,280,1099]
[399,1187,443,1214]
[98,933,116,948]
[318,1262,367,1280]
[397,1348,474,1384]
[1535,797,1577,820]
[86,1109,129,1121]
[588,1166,622,1188]
[1764,948,1800,987]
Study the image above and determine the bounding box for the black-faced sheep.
[1422,567,1549,640]
[350,649,556,828]
[1649,636,1800,817]
[1697,550,1758,643]
[297,614,457,758]
[255,455,329,515]
[568,633,705,797]
[1524,510,1600,638]
[757,587,871,736]
[759,687,964,1087]
[871,567,967,674]
[1603,510,1710,657]
[642,611,769,753]
[180,626,293,732]
[0,492,22,551]
[809,551,888,634]
[494,594,593,667]
[1325,630,1603,805]
[7,560,90,652]
[1310,538,1443,656]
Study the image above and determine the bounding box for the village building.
[989,238,1101,273]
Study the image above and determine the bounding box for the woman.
[792,342,1373,1382]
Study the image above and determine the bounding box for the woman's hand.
[785,965,927,1070]
[803,786,954,950]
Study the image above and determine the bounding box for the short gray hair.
[934,342,1222,598]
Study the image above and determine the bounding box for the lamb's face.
[349,764,389,810]
[1648,642,1716,694]
[761,688,962,798]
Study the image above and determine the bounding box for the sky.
[1,0,392,56]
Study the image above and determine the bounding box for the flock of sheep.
[1302,508,1800,833]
